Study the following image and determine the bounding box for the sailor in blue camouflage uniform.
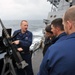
[38,6,75,75]
[50,18,67,44]
[13,20,34,75]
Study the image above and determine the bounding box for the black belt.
[20,51,30,54]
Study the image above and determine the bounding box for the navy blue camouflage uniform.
[13,29,34,75]
[43,32,66,56]
[52,32,67,43]
[38,33,75,75]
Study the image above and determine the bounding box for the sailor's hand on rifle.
[17,48,23,51]
[13,40,20,45]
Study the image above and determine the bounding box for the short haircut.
[51,18,64,30]
[64,6,75,23]
[20,20,28,25]
[45,25,53,34]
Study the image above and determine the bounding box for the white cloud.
[0,0,51,20]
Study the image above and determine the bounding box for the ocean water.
[0,20,46,37]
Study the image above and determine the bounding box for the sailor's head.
[44,25,53,38]
[63,5,75,34]
[20,20,28,33]
[50,18,64,37]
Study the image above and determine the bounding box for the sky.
[0,0,51,20]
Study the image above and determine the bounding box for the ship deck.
[32,48,43,75]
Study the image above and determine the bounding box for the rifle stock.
[0,19,28,69]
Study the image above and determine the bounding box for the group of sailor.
[1,5,75,75]
[38,5,75,75]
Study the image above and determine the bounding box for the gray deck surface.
[32,48,43,75]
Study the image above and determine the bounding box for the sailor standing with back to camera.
[13,20,34,75]
[38,5,75,75]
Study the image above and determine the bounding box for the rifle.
[0,19,28,69]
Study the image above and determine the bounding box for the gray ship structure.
[43,0,75,25]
